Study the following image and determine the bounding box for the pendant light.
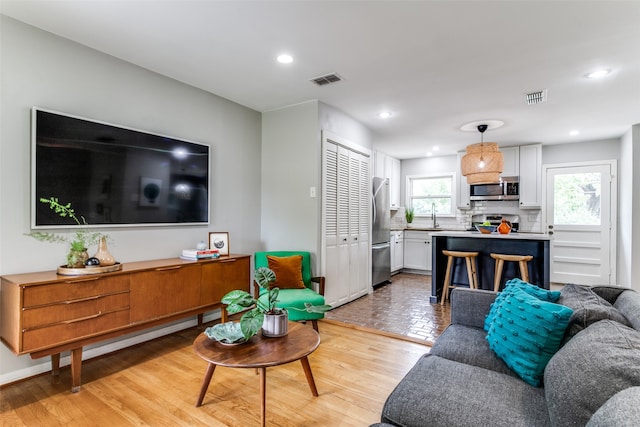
[461,124,504,184]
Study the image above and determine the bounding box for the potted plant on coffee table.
[221,266,331,339]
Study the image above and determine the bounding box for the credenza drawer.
[22,292,130,329]
[23,275,130,308]
[22,308,130,352]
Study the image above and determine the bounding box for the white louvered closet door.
[322,135,371,308]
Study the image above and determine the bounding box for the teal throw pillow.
[484,278,561,332]
[486,287,573,387]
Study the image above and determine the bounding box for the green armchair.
[254,251,326,331]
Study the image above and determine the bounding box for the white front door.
[543,161,616,285]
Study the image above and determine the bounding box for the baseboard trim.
[0,310,221,386]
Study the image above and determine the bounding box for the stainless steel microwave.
[469,177,519,201]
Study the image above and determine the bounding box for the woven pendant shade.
[461,142,504,184]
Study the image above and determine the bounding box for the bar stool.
[490,253,534,292]
[440,250,479,305]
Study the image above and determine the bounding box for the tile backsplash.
[391,202,542,232]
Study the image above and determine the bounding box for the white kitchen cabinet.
[500,146,520,177]
[390,157,401,209]
[456,152,471,210]
[374,151,401,209]
[403,231,432,272]
[391,230,404,273]
[518,144,542,209]
[374,151,386,179]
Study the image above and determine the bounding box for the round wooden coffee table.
[193,321,320,426]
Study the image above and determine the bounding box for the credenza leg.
[197,313,204,328]
[51,353,61,384]
[70,347,82,393]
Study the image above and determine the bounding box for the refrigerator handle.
[371,178,387,226]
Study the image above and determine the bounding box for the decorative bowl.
[475,225,497,234]
[204,322,248,345]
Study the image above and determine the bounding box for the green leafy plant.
[29,197,105,267]
[222,267,331,339]
[405,207,414,223]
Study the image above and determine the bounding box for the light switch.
[310,187,317,198]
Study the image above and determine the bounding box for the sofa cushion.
[586,386,640,427]
[381,354,550,427]
[486,287,573,386]
[613,290,640,330]
[431,324,518,378]
[545,320,640,427]
[558,284,631,341]
[484,278,561,332]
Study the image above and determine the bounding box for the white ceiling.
[2,1,640,159]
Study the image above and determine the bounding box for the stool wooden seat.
[490,253,534,292]
[441,250,479,305]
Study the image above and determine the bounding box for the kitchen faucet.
[431,203,438,228]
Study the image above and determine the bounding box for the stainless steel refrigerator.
[372,177,391,286]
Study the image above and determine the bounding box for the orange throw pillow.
[266,255,305,289]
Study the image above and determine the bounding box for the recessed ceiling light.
[569,130,580,136]
[426,152,433,157]
[378,111,392,119]
[277,54,293,64]
[585,69,611,79]
[433,146,440,152]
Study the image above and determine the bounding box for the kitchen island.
[430,231,551,304]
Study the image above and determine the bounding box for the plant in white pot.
[222,267,330,339]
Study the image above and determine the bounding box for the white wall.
[260,101,373,269]
[541,138,621,164]
[0,17,262,383]
[619,126,640,290]
[260,101,320,253]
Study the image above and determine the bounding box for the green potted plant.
[222,267,331,339]
[405,207,414,224]
[29,197,105,268]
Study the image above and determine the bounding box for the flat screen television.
[32,107,210,229]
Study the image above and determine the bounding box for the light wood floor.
[1,321,429,426]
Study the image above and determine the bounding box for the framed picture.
[209,232,229,256]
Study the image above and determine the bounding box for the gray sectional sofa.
[373,283,640,427]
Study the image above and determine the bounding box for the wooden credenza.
[0,255,251,392]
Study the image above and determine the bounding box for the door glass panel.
[553,172,601,225]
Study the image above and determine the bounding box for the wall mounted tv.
[32,107,210,229]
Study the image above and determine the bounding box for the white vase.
[262,311,288,337]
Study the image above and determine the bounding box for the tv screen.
[32,108,210,229]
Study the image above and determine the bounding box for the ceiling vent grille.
[310,73,342,86]
[525,89,547,105]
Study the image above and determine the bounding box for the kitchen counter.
[430,231,550,303]
[430,230,552,240]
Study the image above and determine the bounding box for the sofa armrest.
[450,288,497,329]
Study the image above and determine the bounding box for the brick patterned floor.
[325,273,450,344]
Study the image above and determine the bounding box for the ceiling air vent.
[310,73,342,86]
[525,89,547,105]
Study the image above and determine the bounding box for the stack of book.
[180,248,220,260]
